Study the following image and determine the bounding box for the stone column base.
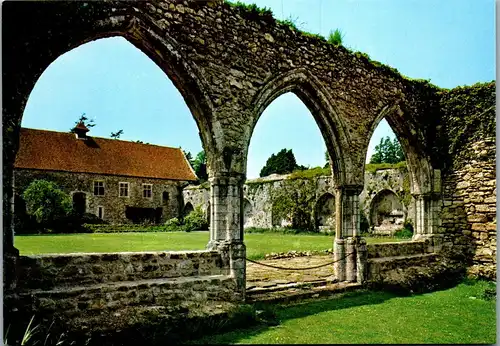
[206,240,246,302]
[334,239,346,282]
[356,237,367,284]
[345,237,357,282]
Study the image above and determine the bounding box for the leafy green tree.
[193,150,208,182]
[260,149,299,177]
[369,136,405,164]
[22,180,72,228]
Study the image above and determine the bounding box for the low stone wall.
[365,241,465,292]
[17,250,226,290]
[367,240,429,258]
[7,250,236,334]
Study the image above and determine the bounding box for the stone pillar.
[4,166,19,291]
[334,186,363,282]
[334,239,346,282]
[342,187,361,238]
[333,187,345,281]
[356,237,367,284]
[342,186,362,282]
[206,174,246,301]
[345,237,357,282]
[413,193,440,237]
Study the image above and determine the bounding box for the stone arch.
[364,105,434,196]
[183,202,194,218]
[242,198,253,228]
[3,4,218,247]
[247,68,350,187]
[314,192,336,231]
[369,189,405,234]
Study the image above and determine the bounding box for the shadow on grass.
[186,289,398,345]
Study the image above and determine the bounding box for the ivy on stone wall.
[438,81,496,171]
[271,178,318,231]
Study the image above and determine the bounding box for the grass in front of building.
[15,232,405,259]
[189,279,497,345]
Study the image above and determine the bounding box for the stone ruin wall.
[183,168,411,233]
[435,82,496,280]
[438,139,496,280]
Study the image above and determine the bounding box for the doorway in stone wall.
[72,192,86,215]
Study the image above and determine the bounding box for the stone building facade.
[14,127,197,224]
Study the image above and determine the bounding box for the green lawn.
[190,280,497,344]
[15,232,404,260]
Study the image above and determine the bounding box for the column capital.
[335,184,364,196]
[209,173,246,186]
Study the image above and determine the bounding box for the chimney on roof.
[73,121,90,139]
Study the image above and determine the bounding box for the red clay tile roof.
[15,128,198,181]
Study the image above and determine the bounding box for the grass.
[328,28,344,45]
[189,279,496,344]
[15,232,404,260]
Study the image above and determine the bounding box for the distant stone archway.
[369,189,405,235]
[314,192,335,231]
[183,202,194,217]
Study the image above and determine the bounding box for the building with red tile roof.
[14,127,198,224]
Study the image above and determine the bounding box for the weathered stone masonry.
[3,0,495,333]
[184,168,411,232]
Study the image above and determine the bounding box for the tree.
[183,150,194,167]
[369,136,405,164]
[324,150,330,169]
[260,149,299,177]
[22,180,72,228]
[70,112,95,132]
[110,129,123,139]
[193,150,208,182]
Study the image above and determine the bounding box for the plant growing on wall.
[22,180,72,231]
[328,29,344,45]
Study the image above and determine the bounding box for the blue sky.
[22,0,495,179]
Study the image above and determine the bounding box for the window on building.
[119,182,129,197]
[162,191,169,205]
[143,184,152,199]
[94,181,105,196]
[97,206,104,219]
